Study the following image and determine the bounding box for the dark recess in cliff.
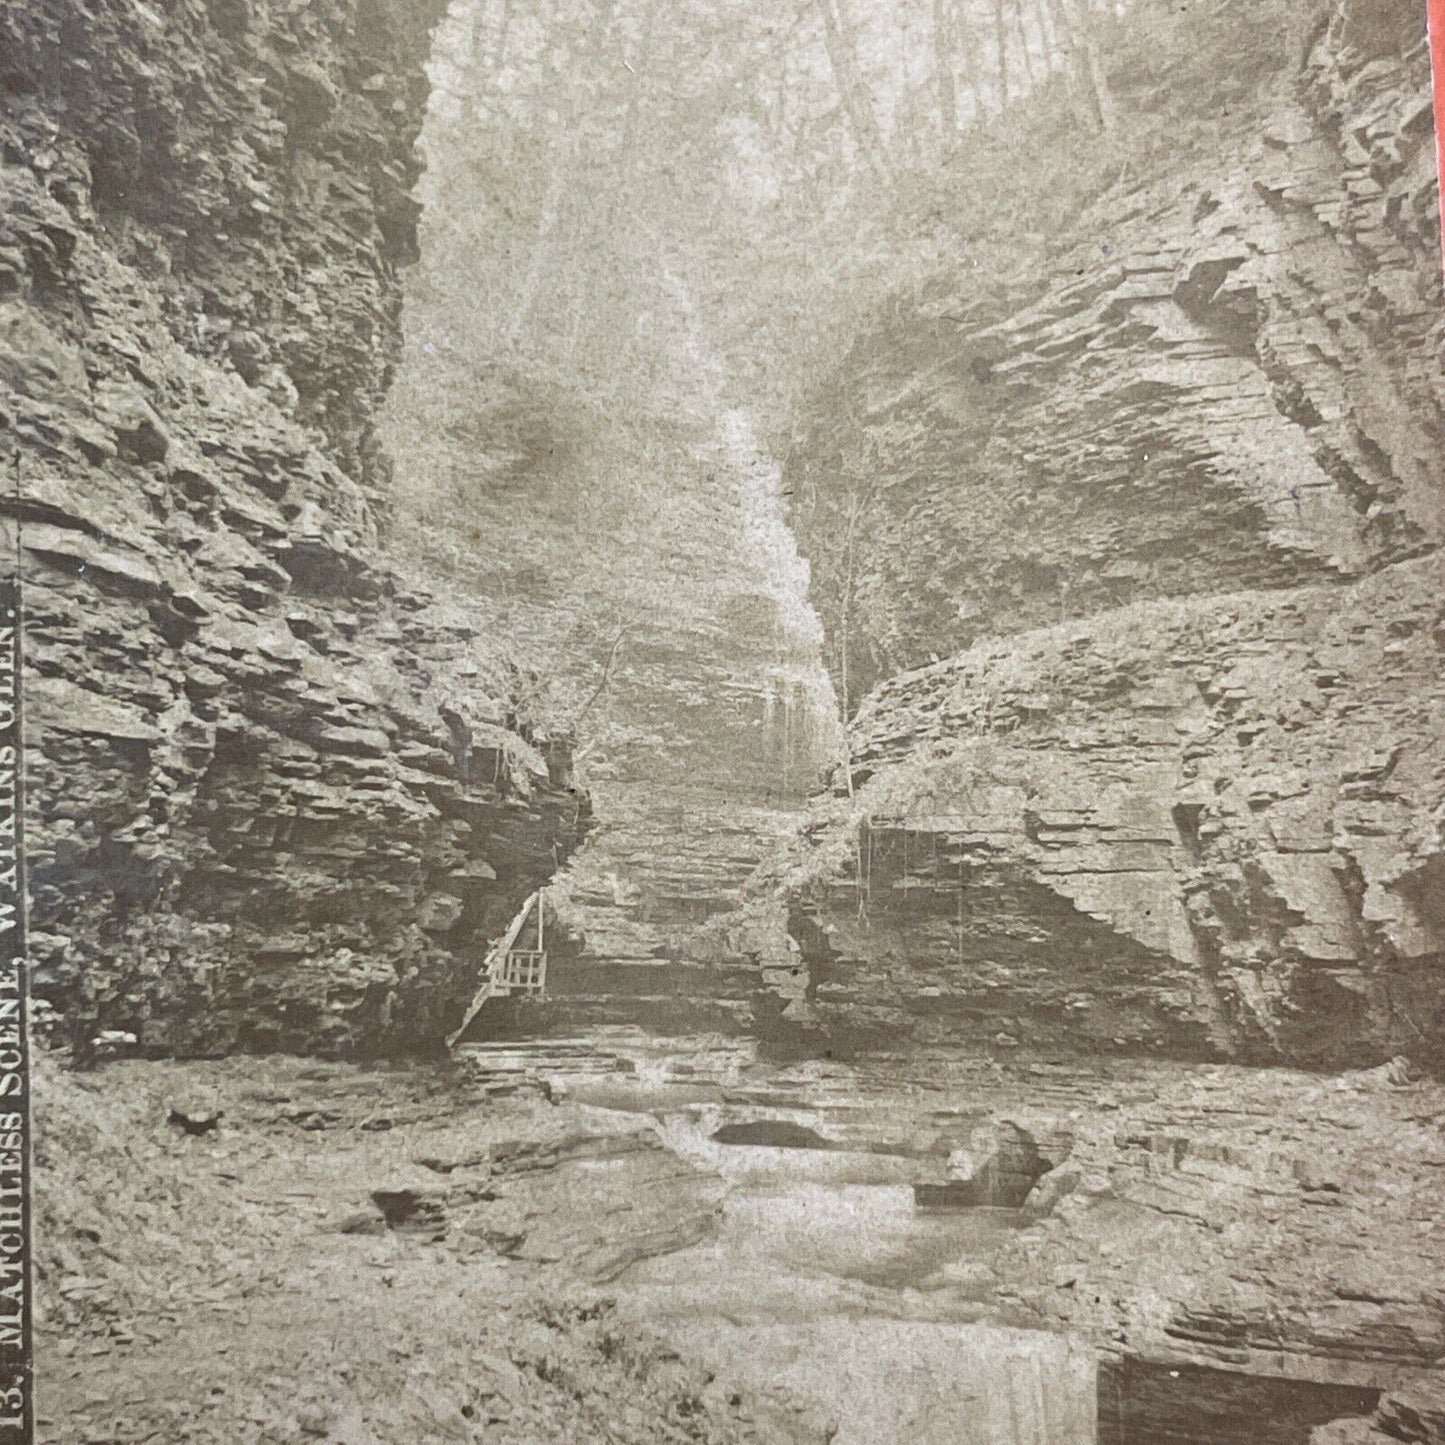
[1,0,588,1057]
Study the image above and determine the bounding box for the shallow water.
[465,1032,1377,1444]
[612,1113,1086,1440]
[681,1318,1099,1445]
[717,1183,1020,1290]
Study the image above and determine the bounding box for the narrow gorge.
[5,0,1443,1440]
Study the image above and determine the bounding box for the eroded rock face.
[1,0,588,1055]
[787,7,1441,703]
[789,559,1445,1066]
[1314,1379,1445,1444]
[781,5,1444,1069]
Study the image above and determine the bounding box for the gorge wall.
[781,1,1445,1068]
[0,0,587,1057]
[380,4,842,1043]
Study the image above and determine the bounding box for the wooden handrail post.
[1431,0,1445,274]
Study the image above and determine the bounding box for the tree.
[993,0,1011,105]
[1011,0,1038,87]
[506,0,619,348]
[1044,0,1118,133]
[931,0,959,147]
[815,0,889,178]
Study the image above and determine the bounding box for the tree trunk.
[1011,0,1037,87]
[993,0,1010,105]
[1077,13,1117,133]
[507,161,568,348]
[931,0,959,148]
[816,0,887,177]
[487,0,514,70]
[1043,0,1114,133]
[773,41,789,145]
[468,0,490,67]
[957,5,985,126]
[1034,0,1060,71]
[507,0,617,348]
[567,0,659,362]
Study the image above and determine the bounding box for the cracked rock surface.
[780,2,1444,1070]
[1,0,588,1054]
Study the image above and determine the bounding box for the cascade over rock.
[382,4,843,1039]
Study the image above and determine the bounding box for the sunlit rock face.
[783,4,1445,1068]
[789,558,1445,1066]
[384,0,843,1040]
[537,417,841,1035]
[1,0,587,1056]
[788,8,1441,702]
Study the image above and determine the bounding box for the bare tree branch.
[573,626,630,726]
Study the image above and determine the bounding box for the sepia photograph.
[2,0,1443,1438]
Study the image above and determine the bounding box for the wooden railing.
[445,890,549,1049]
[499,949,547,992]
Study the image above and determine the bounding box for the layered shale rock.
[1316,1377,1445,1443]
[780,2,1444,1067]
[787,4,1442,703]
[1,0,587,1055]
[1002,1060,1445,1385]
[786,558,1445,1065]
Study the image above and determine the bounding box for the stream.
[460,1032,1382,1445]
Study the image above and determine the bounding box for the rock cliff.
[1,0,587,1056]
[382,1,843,1041]
[781,1,1445,1068]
